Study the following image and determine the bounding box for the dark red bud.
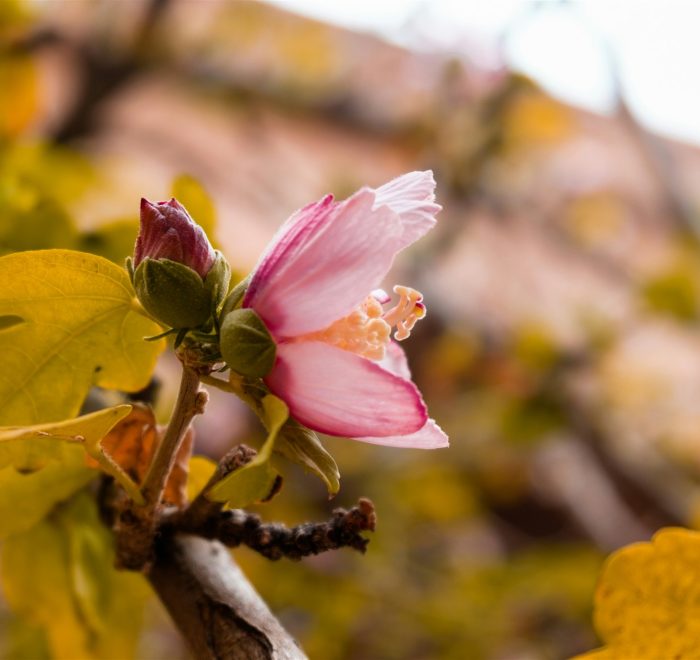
[134,197,215,278]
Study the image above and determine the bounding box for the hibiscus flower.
[227,171,448,449]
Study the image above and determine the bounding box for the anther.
[382,286,426,341]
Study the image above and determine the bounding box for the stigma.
[300,285,426,360]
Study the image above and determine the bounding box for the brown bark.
[148,533,306,660]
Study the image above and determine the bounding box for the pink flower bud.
[134,198,215,279]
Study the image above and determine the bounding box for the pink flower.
[135,198,215,278]
[242,171,448,449]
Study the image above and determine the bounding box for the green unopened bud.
[220,308,276,378]
[133,250,230,330]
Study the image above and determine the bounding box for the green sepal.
[204,250,231,312]
[133,258,212,330]
[275,419,340,496]
[125,256,134,283]
[219,274,250,319]
[220,308,276,378]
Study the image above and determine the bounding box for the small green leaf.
[208,395,288,507]
[0,250,165,426]
[171,174,217,244]
[275,419,340,496]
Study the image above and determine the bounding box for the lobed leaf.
[0,250,164,426]
[0,405,135,537]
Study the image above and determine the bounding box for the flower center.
[300,285,425,360]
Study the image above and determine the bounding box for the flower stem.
[141,363,202,507]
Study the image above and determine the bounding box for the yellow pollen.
[299,285,426,360]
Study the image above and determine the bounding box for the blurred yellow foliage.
[1,493,149,660]
[0,56,39,139]
[564,193,629,249]
[513,322,559,371]
[395,465,479,523]
[642,266,700,321]
[503,92,571,149]
[578,528,700,659]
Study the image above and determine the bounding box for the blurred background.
[3,1,700,658]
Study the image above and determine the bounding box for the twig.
[176,498,377,561]
[115,363,203,570]
[141,364,203,506]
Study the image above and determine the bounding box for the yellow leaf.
[171,174,217,246]
[0,457,93,539]
[577,527,700,659]
[0,250,164,426]
[0,404,132,471]
[186,454,217,502]
[1,492,150,659]
[208,395,287,507]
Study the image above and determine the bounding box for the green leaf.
[171,174,217,245]
[208,395,288,507]
[0,404,132,471]
[0,249,165,425]
[1,492,150,659]
[275,419,340,496]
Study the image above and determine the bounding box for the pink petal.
[265,341,427,437]
[245,190,403,338]
[374,171,441,249]
[357,419,449,449]
[379,340,412,380]
[243,195,335,308]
